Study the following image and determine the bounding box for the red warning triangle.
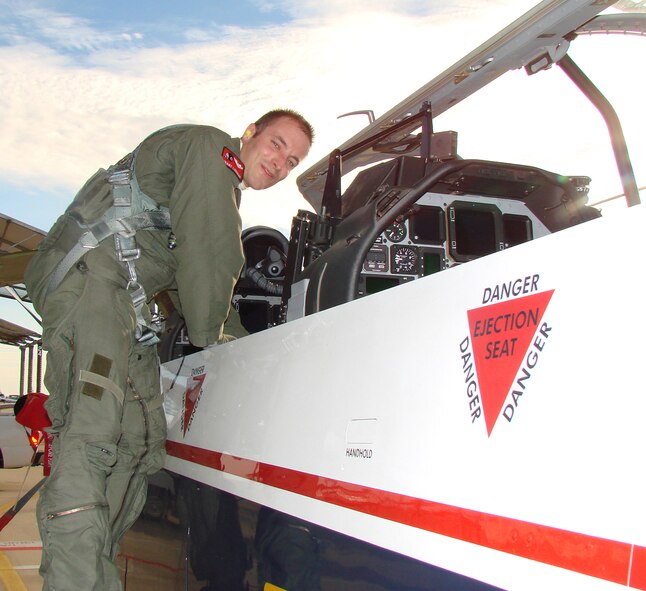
[467,290,554,436]
[182,374,206,436]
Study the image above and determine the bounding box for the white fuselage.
[162,202,646,591]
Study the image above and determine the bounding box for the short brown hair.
[254,109,314,145]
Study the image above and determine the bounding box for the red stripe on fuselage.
[166,440,645,589]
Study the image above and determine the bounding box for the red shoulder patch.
[221,147,245,182]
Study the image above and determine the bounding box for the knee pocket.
[86,441,118,473]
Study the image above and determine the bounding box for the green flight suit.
[24,125,245,591]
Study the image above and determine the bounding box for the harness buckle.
[117,246,141,262]
[106,169,131,185]
[127,281,145,300]
[134,327,160,345]
[79,231,100,249]
[115,230,140,262]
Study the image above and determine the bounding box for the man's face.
[239,116,311,190]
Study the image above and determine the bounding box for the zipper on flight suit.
[46,443,116,520]
[46,503,109,520]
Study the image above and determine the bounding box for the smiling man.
[240,111,313,190]
[24,109,313,591]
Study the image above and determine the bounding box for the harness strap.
[79,369,125,406]
[109,155,170,346]
[45,210,171,296]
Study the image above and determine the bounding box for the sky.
[0,0,644,394]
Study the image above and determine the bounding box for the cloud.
[0,1,142,52]
[2,0,640,235]
[1,6,495,230]
[251,0,477,19]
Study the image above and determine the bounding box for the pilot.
[24,109,313,591]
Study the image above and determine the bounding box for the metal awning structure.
[0,317,40,348]
[0,314,43,396]
[0,213,47,289]
[0,214,45,393]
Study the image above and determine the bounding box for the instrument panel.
[357,192,550,297]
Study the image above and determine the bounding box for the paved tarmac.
[0,467,185,591]
[0,465,43,591]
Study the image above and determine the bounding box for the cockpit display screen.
[410,206,445,245]
[448,202,502,262]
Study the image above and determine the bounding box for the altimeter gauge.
[392,245,419,275]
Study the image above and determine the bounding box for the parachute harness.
[47,152,172,345]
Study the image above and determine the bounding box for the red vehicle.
[0,395,41,469]
[0,216,47,468]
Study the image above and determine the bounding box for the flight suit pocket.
[86,442,118,474]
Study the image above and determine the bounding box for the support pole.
[558,54,640,207]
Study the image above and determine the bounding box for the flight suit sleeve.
[165,128,245,347]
